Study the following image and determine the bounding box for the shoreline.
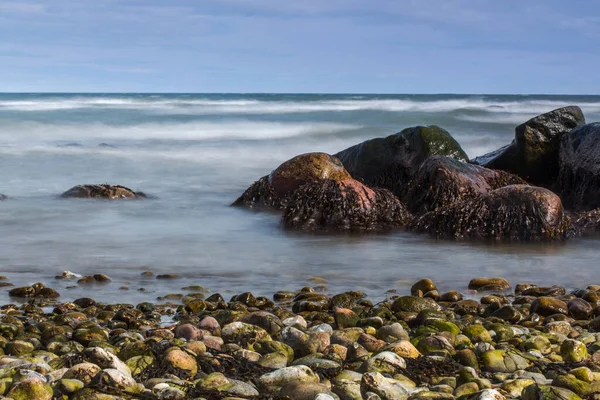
[0,277,598,399]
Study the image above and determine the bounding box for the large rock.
[233,152,351,210]
[334,126,468,200]
[282,178,411,231]
[473,106,585,186]
[406,156,525,214]
[61,184,146,199]
[556,123,600,210]
[412,185,572,241]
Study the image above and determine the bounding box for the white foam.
[0,120,361,143]
[2,96,599,115]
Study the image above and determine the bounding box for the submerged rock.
[334,125,468,200]
[556,123,600,210]
[412,185,572,241]
[406,156,525,214]
[233,152,351,210]
[61,184,146,199]
[473,106,585,186]
[282,178,411,231]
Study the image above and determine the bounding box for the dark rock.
[491,306,522,323]
[406,156,525,214]
[61,184,146,199]
[391,296,441,313]
[521,285,566,297]
[574,209,600,236]
[473,106,585,186]
[412,185,572,242]
[568,298,593,320]
[468,278,510,292]
[411,279,437,297]
[282,178,411,232]
[233,152,351,210]
[156,274,180,280]
[556,123,600,210]
[530,297,568,317]
[334,125,468,200]
[0,194,6,200]
[9,286,36,298]
[440,291,463,302]
[93,274,111,282]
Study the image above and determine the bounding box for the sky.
[0,0,598,94]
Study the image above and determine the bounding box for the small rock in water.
[156,274,181,280]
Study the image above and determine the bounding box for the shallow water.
[0,93,599,304]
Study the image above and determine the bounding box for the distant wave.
[1,96,599,116]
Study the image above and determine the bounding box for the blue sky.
[0,0,598,93]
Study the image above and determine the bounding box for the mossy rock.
[282,178,411,232]
[560,339,588,363]
[391,296,441,313]
[425,319,461,337]
[462,325,492,343]
[474,106,585,186]
[412,185,572,242]
[126,355,154,376]
[552,374,591,396]
[522,384,583,400]
[6,378,53,400]
[335,125,468,200]
[254,340,294,364]
[481,349,530,373]
[233,152,351,210]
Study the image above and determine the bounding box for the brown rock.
[61,184,146,199]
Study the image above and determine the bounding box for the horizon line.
[0,91,598,96]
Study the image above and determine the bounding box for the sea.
[0,93,599,305]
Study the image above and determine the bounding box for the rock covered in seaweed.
[473,106,585,186]
[556,123,600,211]
[334,125,468,200]
[405,155,526,214]
[282,178,411,231]
[573,208,600,236]
[412,184,572,241]
[61,184,146,199]
[233,152,351,210]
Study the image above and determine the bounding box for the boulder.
[233,152,351,210]
[282,178,411,231]
[556,123,600,210]
[334,125,468,200]
[61,184,146,199]
[406,156,525,214]
[412,185,572,241]
[473,106,585,186]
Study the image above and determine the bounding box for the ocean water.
[1,93,600,304]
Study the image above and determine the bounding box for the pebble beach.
[0,276,599,399]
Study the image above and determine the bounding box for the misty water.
[1,93,600,304]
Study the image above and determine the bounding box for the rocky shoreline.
[0,277,599,399]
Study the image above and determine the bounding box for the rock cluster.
[0,277,598,399]
[235,106,600,241]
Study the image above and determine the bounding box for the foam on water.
[0,120,360,143]
[2,95,600,116]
